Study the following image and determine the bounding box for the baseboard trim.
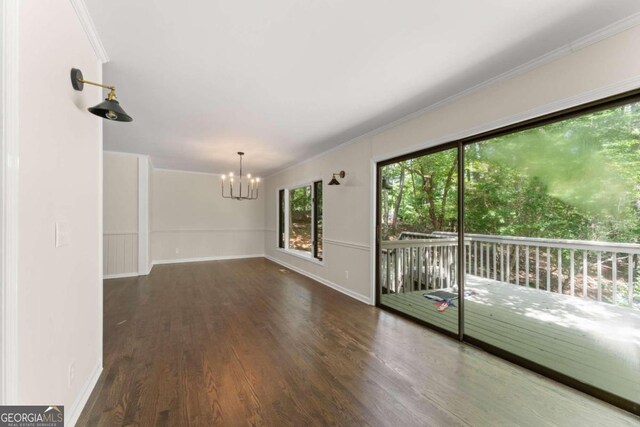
[265,255,372,305]
[103,272,138,280]
[104,255,265,278]
[153,254,265,266]
[67,359,102,427]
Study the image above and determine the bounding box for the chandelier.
[221,152,260,200]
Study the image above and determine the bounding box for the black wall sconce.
[328,171,346,186]
[71,68,133,122]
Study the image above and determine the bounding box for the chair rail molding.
[152,228,267,233]
[324,238,370,252]
[1,0,20,405]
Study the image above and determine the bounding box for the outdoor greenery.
[381,102,640,244]
[287,183,323,256]
[289,186,312,251]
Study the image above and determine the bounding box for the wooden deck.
[381,276,640,405]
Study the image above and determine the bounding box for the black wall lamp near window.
[70,68,133,122]
[328,171,345,186]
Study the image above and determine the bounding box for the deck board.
[381,276,640,404]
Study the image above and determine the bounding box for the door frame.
[374,87,640,415]
[1,0,20,405]
[375,141,462,340]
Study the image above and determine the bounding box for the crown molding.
[267,12,640,179]
[571,11,640,51]
[69,0,109,64]
[372,74,640,164]
[153,167,223,177]
[104,150,146,159]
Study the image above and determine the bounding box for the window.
[289,186,312,252]
[278,180,323,261]
[313,180,323,260]
[278,189,285,248]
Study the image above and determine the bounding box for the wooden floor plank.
[382,277,640,404]
[77,258,639,426]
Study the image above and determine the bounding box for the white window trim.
[277,178,324,264]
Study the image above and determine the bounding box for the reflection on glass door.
[463,100,640,406]
[378,147,459,334]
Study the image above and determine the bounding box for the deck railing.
[381,232,640,309]
[381,237,462,294]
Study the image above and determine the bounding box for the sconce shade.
[328,170,345,185]
[71,67,133,122]
[88,99,133,122]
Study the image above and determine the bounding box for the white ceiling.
[86,0,640,177]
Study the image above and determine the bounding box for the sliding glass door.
[463,100,640,407]
[376,92,640,412]
[378,146,460,335]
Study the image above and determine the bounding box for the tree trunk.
[391,168,405,234]
[439,160,457,231]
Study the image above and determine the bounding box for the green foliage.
[289,186,312,251]
[289,186,311,221]
[382,102,640,243]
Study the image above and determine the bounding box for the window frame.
[313,180,323,261]
[374,87,640,416]
[277,179,323,263]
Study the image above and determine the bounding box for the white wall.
[151,169,265,263]
[103,151,138,276]
[264,25,640,305]
[18,0,102,422]
[136,155,150,275]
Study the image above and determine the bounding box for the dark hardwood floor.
[78,258,639,426]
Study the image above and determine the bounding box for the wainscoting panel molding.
[103,232,138,278]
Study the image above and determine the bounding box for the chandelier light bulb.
[220,152,259,201]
